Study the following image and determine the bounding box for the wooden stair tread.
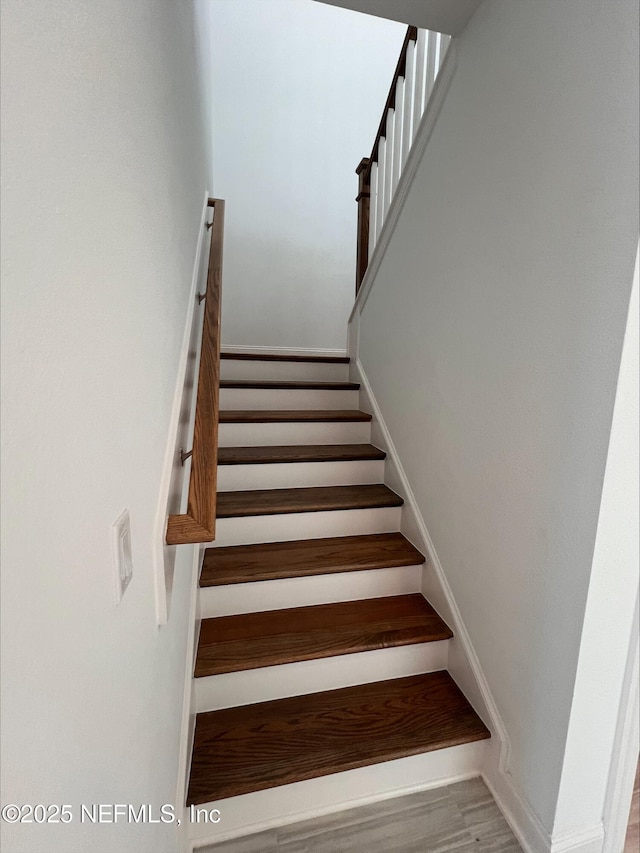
[218,444,386,465]
[219,409,372,423]
[195,594,453,677]
[220,379,359,390]
[221,353,349,364]
[186,671,490,803]
[216,484,403,518]
[200,533,425,586]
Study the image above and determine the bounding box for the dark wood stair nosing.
[217,443,386,466]
[186,671,490,804]
[221,352,350,364]
[219,409,372,424]
[216,484,404,519]
[219,380,360,391]
[194,593,453,677]
[200,532,426,587]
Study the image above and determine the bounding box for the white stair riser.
[220,360,349,383]
[217,459,385,491]
[219,388,360,411]
[199,564,423,617]
[211,506,402,548]
[218,420,371,447]
[195,641,449,712]
[188,743,487,845]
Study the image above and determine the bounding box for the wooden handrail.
[166,198,225,545]
[367,26,417,177]
[355,158,371,294]
[355,26,417,291]
[355,27,452,291]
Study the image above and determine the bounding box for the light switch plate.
[112,509,133,604]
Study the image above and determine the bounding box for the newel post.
[355,157,371,294]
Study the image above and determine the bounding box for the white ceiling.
[312,0,484,35]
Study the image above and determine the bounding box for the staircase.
[186,351,490,842]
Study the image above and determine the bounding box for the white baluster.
[413,29,427,136]
[413,30,429,127]
[426,31,438,103]
[375,138,386,241]
[401,39,415,165]
[438,34,451,73]
[368,160,378,258]
[383,110,394,216]
[360,27,453,272]
[391,78,403,194]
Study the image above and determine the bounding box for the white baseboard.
[486,766,604,853]
[483,728,605,853]
[602,594,639,853]
[220,344,348,358]
[482,763,551,853]
[551,825,605,853]
[153,190,209,625]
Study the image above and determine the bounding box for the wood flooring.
[198,776,522,852]
[625,758,639,853]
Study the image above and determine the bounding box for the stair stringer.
[350,358,533,844]
[176,545,205,853]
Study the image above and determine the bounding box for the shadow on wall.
[220,230,355,351]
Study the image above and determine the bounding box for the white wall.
[210,0,405,352]
[195,0,216,194]
[353,0,639,839]
[0,1,212,851]
[553,247,638,844]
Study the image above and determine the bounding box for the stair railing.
[166,198,225,545]
[355,26,451,293]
